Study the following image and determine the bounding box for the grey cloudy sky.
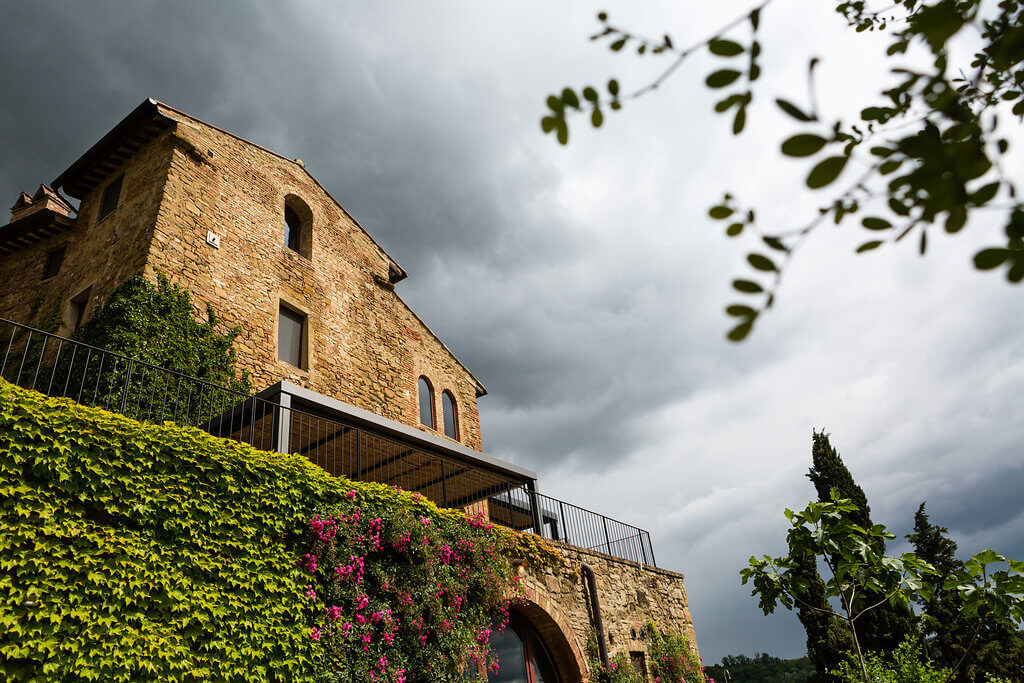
[3,0,1023,665]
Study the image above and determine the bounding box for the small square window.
[98,174,123,221]
[278,303,306,368]
[43,247,66,279]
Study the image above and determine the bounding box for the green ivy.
[0,380,536,681]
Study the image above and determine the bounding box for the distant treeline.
[703,652,815,682]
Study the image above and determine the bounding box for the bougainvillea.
[647,620,706,683]
[300,488,522,682]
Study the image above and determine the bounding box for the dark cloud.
[4,1,1024,667]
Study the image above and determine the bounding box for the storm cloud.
[2,0,1022,663]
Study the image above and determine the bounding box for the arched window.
[418,377,435,429]
[442,390,458,440]
[283,195,313,258]
[487,615,560,682]
[284,204,301,252]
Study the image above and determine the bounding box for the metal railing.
[0,317,657,566]
[489,486,656,567]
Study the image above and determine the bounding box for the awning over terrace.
[205,381,537,510]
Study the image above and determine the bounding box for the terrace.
[0,317,657,567]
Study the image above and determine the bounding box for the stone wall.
[143,106,484,450]
[0,134,172,334]
[518,540,699,682]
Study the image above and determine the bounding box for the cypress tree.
[908,503,1024,682]
[802,432,916,666]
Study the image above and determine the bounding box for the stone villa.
[0,99,698,681]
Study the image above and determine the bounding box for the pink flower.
[310,627,321,642]
[347,489,357,499]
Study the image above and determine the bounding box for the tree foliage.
[703,652,816,682]
[542,0,1024,340]
[741,493,1024,682]
[908,504,1024,681]
[806,432,918,662]
[73,272,251,394]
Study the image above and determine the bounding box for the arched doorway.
[488,613,561,683]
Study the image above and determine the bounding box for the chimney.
[9,184,73,223]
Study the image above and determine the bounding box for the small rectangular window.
[98,174,123,221]
[43,247,66,279]
[68,287,92,332]
[278,303,306,368]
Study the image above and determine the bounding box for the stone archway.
[511,597,587,683]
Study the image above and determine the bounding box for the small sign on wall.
[206,231,221,248]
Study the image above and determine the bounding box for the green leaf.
[556,119,569,145]
[750,7,761,31]
[862,217,892,231]
[715,94,742,113]
[974,549,1006,566]
[709,205,734,220]
[806,156,848,189]
[705,69,742,88]
[540,116,558,134]
[733,107,747,134]
[781,134,827,157]
[726,223,744,237]
[591,108,604,128]
[732,279,763,293]
[974,248,1010,270]
[727,318,755,342]
[747,253,777,272]
[610,37,627,51]
[879,159,903,175]
[762,236,787,252]
[775,99,813,122]
[583,86,599,102]
[709,39,744,57]
[857,240,883,253]
[910,0,966,53]
[971,182,1000,206]
[561,88,580,109]
[726,304,756,317]
[607,79,620,96]
[945,205,966,233]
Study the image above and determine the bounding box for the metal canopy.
[205,380,536,510]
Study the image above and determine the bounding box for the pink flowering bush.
[647,621,705,683]
[300,485,520,682]
[587,624,705,683]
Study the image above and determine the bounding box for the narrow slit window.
[418,376,435,428]
[278,304,305,368]
[442,391,458,440]
[98,174,123,221]
[285,204,301,252]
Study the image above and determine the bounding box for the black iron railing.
[489,485,656,567]
[0,318,657,566]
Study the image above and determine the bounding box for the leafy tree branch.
[542,0,1024,340]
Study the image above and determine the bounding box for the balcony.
[0,318,656,567]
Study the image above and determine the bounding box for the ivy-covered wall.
[0,380,551,681]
